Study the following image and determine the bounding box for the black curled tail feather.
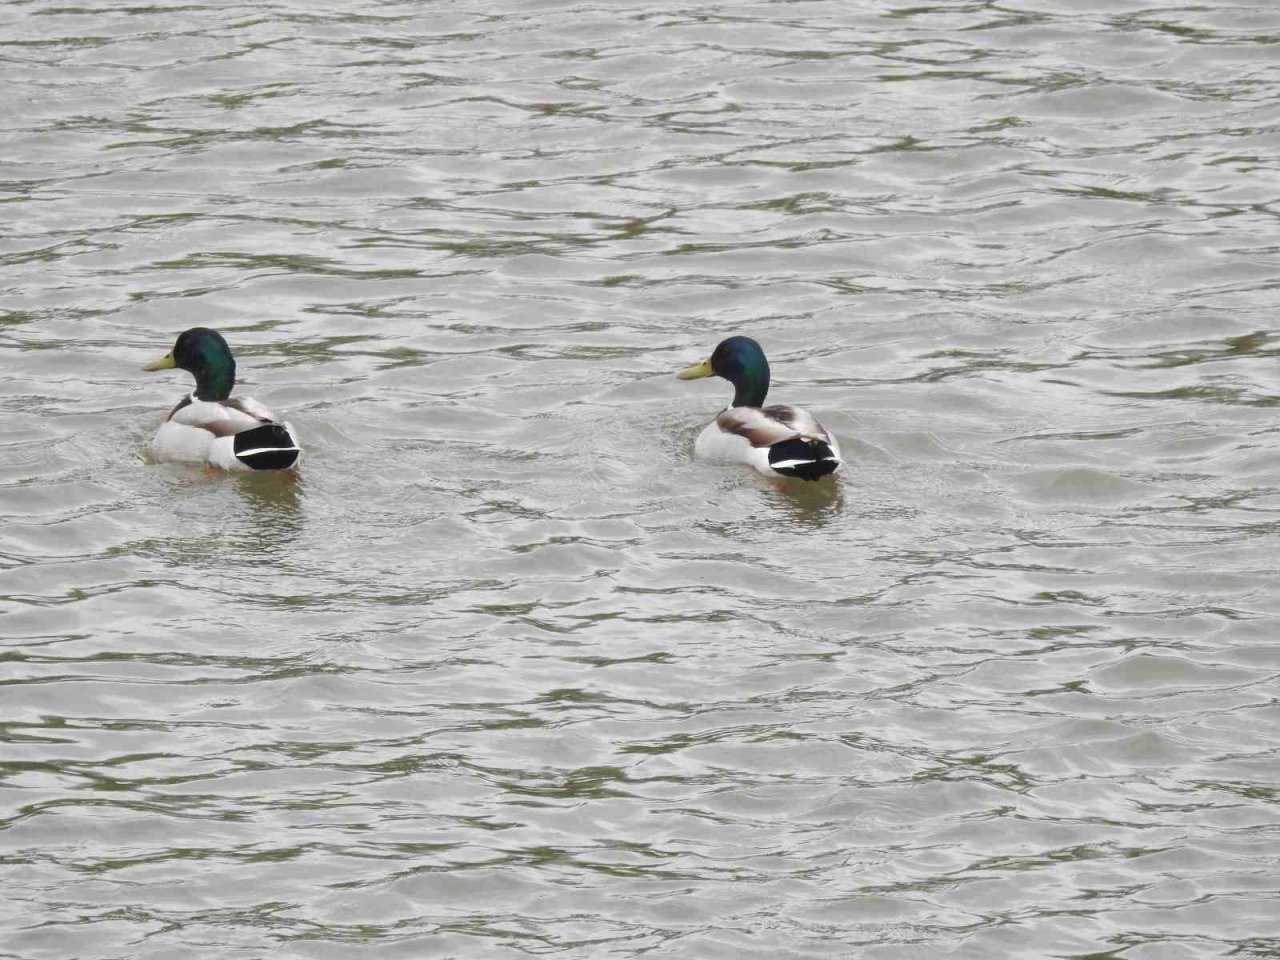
[234,423,300,471]
[768,436,839,481]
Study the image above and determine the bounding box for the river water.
[3,2,1280,957]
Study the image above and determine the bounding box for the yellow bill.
[676,358,713,380]
[143,351,175,371]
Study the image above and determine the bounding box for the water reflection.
[231,470,305,561]
[136,466,305,572]
[766,475,845,530]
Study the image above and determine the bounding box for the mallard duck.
[677,336,841,481]
[143,327,300,471]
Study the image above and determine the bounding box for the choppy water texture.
[4,1,1280,957]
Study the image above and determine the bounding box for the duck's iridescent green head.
[143,327,236,401]
[677,335,770,407]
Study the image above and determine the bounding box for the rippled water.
[4,2,1280,957]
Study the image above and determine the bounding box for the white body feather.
[694,420,773,472]
[151,394,299,471]
[693,405,841,479]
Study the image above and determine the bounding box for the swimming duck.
[677,336,840,481]
[143,327,300,471]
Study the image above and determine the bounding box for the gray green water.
[4,2,1280,957]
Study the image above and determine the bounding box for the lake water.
[3,2,1280,957]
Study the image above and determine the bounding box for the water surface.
[3,2,1280,957]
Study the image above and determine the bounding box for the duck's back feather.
[715,406,800,447]
[152,393,299,470]
[694,404,841,480]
